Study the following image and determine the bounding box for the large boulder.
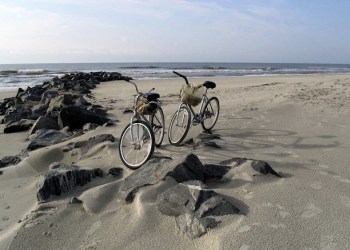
[27,129,69,150]
[37,162,103,202]
[120,154,205,202]
[58,106,109,130]
[4,119,35,133]
[29,116,59,135]
[157,180,240,238]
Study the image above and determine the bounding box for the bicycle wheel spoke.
[119,121,155,169]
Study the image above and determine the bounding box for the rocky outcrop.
[37,162,103,202]
[58,106,109,130]
[157,180,240,238]
[1,71,131,134]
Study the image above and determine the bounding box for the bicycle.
[168,71,220,146]
[119,79,165,169]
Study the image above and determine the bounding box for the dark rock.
[0,170,2,175]
[219,157,281,177]
[29,116,58,135]
[37,162,103,202]
[251,160,282,178]
[4,119,35,133]
[203,164,230,181]
[120,154,205,203]
[167,154,204,183]
[40,89,59,105]
[3,107,34,124]
[58,106,109,130]
[157,180,240,238]
[63,134,116,154]
[74,96,90,106]
[108,167,123,177]
[27,129,68,150]
[203,141,221,148]
[0,156,22,168]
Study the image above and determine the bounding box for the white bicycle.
[119,80,165,169]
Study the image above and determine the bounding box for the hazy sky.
[1,0,349,64]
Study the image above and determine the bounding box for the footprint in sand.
[301,203,322,218]
[339,195,350,208]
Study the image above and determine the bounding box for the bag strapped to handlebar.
[180,84,204,106]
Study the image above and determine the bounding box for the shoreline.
[1,73,350,249]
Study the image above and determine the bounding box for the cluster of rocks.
[119,153,281,238]
[0,71,131,167]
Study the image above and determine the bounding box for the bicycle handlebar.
[125,80,155,97]
[173,71,189,85]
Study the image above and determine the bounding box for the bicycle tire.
[168,105,191,145]
[201,97,220,131]
[150,107,165,147]
[119,120,155,169]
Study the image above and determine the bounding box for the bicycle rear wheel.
[201,97,220,131]
[119,120,155,169]
[168,105,191,145]
[150,107,165,147]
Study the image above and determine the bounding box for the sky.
[0,0,350,64]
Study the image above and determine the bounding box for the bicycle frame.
[175,88,210,126]
[127,80,159,145]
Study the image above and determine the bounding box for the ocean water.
[1,62,350,91]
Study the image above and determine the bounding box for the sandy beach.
[1,74,350,249]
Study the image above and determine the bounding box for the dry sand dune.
[1,74,349,249]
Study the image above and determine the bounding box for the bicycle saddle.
[146,93,160,101]
[203,81,216,89]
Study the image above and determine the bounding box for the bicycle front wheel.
[150,107,165,147]
[201,97,220,131]
[168,105,191,145]
[119,120,155,169]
